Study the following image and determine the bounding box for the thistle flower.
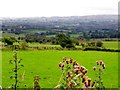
[77,82,80,85]
[88,78,91,86]
[102,64,105,69]
[74,69,79,74]
[96,61,99,65]
[61,64,64,67]
[98,67,101,72]
[82,76,86,83]
[70,83,73,88]
[84,70,88,74]
[93,66,96,71]
[66,59,69,64]
[59,62,62,67]
[100,60,103,65]
[66,75,68,78]
[68,71,71,77]
[73,61,77,66]
[85,82,88,88]
[70,58,73,63]
[91,81,95,87]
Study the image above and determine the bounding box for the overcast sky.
[0,0,119,17]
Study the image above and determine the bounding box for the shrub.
[19,41,28,50]
[96,41,103,47]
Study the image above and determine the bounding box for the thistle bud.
[61,64,64,68]
[88,78,91,86]
[85,70,88,74]
[68,71,71,77]
[85,82,88,88]
[91,81,95,87]
[59,62,62,67]
[96,61,99,65]
[70,83,73,88]
[93,66,96,71]
[74,69,79,74]
[66,59,69,64]
[73,61,77,66]
[100,60,103,65]
[70,58,73,63]
[82,76,86,83]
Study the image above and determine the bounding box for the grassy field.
[2,50,118,88]
[103,41,119,49]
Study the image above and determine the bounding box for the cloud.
[0,0,119,17]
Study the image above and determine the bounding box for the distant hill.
[1,15,118,31]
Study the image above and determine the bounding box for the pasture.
[2,50,118,88]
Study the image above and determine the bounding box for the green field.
[103,41,119,49]
[2,50,118,88]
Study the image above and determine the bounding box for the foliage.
[93,60,105,89]
[2,37,16,45]
[9,51,24,89]
[56,33,75,48]
[19,41,28,50]
[34,75,41,90]
[96,41,103,47]
[83,47,120,52]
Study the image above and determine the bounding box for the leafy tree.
[19,41,28,50]
[3,37,16,45]
[96,41,103,47]
[56,33,75,48]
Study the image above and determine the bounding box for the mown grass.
[2,50,118,88]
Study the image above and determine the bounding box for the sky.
[0,0,119,17]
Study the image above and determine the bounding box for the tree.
[3,37,16,45]
[96,41,103,47]
[56,33,75,48]
[19,41,28,50]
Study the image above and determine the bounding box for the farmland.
[2,50,118,88]
[1,15,119,89]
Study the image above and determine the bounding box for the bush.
[19,41,28,50]
[96,41,103,47]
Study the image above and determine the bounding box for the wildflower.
[66,75,68,78]
[61,64,64,67]
[96,61,99,65]
[98,67,101,72]
[81,73,84,77]
[59,62,62,67]
[93,66,96,71]
[70,83,73,88]
[74,69,79,74]
[66,59,69,64]
[68,71,71,77]
[70,58,73,63]
[84,69,88,74]
[91,81,95,87]
[100,60,103,65]
[102,64,105,69]
[73,61,77,66]
[88,78,91,86]
[82,76,86,83]
[85,82,88,88]
[77,82,80,85]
